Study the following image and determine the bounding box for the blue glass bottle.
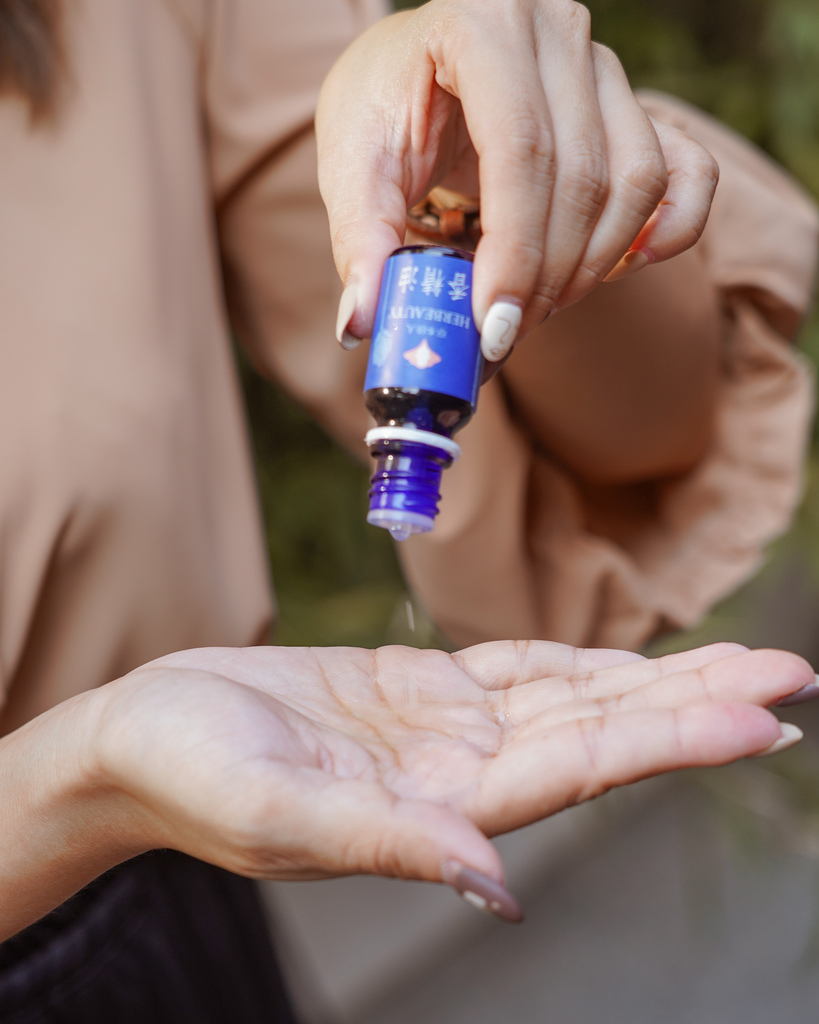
[364,245,483,540]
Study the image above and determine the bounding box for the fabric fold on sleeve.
[399,93,818,650]
[215,31,818,654]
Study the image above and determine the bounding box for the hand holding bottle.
[317,0,718,362]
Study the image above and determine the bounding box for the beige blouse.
[0,0,816,731]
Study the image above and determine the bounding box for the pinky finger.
[617,118,718,270]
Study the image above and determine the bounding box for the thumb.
[290,780,524,921]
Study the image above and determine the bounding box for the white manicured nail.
[751,723,803,759]
[480,302,522,362]
[336,283,361,350]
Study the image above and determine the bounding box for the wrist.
[0,685,154,939]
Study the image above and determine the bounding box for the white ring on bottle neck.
[364,426,461,461]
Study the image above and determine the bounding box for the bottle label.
[364,248,483,407]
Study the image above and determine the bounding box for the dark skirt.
[0,851,299,1024]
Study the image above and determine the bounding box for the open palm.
[97,640,810,914]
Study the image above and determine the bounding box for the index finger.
[453,639,646,690]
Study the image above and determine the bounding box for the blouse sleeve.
[212,8,819,652]
[397,92,819,650]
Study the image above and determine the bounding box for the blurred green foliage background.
[242,0,819,651]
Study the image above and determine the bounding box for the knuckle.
[369,833,405,879]
[693,146,720,194]
[561,1,592,37]
[441,4,483,52]
[676,217,706,252]
[617,151,669,210]
[590,41,622,72]
[671,128,720,183]
[501,110,553,167]
[559,149,609,218]
[694,666,712,700]
[578,716,603,774]
[564,259,605,295]
[703,641,748,659]
[530,277,563,313]
[497,235,549,302]
[661,127,719,206]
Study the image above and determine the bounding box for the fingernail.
[480,301,523,362]
[776,676,819,707]
[603,248,651,283]
[441,859,524,923]
[336,283,361,350]
[750,722,804,759]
